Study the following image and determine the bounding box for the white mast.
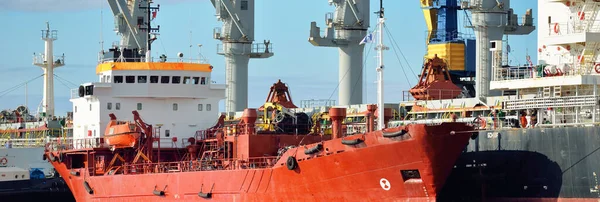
[376,1,386,130]
[34,22,64,120]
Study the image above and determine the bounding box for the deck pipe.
[366,104,377,132]
[242,108,257,135]
[329,108,347,139]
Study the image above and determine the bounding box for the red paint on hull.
[48,123,474,201]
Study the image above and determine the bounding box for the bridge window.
[126,76,135,83]
[183,76,191,84]
[116,103,121,110]
[138,76,147,83]
[207,104,212,111]
[173,103,178,111]
[201,77,206,85]
[172,76,181,84]
[114,76,123,83]
[137,103,142,110]
[107,103,112,110]
[198,104,203,111]
[192,77,200,84]
[241,0,248,10]
[161,76,170,84]
[150,76,159,83]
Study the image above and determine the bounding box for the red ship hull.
[47,123,473,202]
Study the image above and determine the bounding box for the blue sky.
[0,0,538,116]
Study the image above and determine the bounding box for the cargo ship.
[42,0,477,201]
[392,0,600,201]
[0,22,74,201]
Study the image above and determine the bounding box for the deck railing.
[402,89,465,101]
[103,156,279,175]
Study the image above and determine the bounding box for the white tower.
[33,22,65,120]
[309,0,370,106]
[212,0,274,113]
[375,2,386,130]
[463,0,534,99]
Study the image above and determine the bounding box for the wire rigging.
[0,75,44,99]
[383,25,416,87]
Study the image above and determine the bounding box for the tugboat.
[43,0,474,201]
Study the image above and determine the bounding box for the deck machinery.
[420,0,476,98]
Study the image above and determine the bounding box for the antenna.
[376,0,387,130]
[100,0,104,51]
[139,1,160,62]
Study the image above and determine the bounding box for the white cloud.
[0,0,193,12]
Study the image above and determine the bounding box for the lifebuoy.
[554,23,560,34]
[0,157,7,166]
[578,11,585,20]
[594,63,600,73]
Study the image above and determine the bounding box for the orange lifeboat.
[409,54,462,100]
[104,113,141,150]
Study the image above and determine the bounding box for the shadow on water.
[438,151,562,202]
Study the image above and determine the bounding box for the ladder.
[543,86,552,98]
[554,86,562,97]
[580,41,599,73]
[581,1,600,32]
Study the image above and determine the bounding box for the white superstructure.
[70,62,225,148]
[68,0,226,148]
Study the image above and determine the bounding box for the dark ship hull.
[0,176,74,202]
[440,126,600,201]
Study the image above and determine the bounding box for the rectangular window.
[116,103,121,110]
[138,76,147,83]
[161,76,170,84]
[165,130,170,137]
[207,104,212,111]
[192,77,200,84]
[200,77,206,85]
[125,76,135,83]
[89,104,92,111]
[241,0,248,10]
[150,76,159,83]
[173,103,178,111]
[74,106,77,113]
[137,17,144,26]
[183,76,191,84]
[137,103,142,110]
[172,76,181,84]
[198,104,203,111]
[114,76,123,83]
[107,103,112,110]
[85,85,93,95]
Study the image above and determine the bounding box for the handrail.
[98,57,210,64]
[109,156,279,175]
